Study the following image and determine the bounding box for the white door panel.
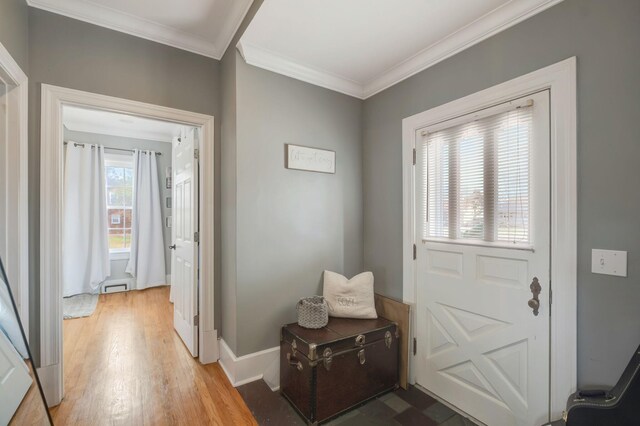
[0,331,32,424]
[171,128,199,356]
[415,91,550,426]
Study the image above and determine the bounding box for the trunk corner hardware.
[308,343,318,361]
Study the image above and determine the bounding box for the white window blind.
[423,101,533,246]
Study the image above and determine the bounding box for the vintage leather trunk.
[280,317,399,425]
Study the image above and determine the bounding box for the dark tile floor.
[237,380,478,426]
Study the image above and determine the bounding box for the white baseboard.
[218,339,280,391]
[37,363,62,407]
[199,329,219,364]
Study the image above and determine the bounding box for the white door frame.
[0,43,29,335]
[402,57,577,420]
[39,84,217,406]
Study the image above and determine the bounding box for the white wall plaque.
[285,144,335,174]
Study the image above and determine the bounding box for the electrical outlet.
[591,249,627,277]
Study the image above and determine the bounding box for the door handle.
[169,244,176,250]
[528,277,542,316]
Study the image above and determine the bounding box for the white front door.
[171,128,199,356]
[415,91,550,426]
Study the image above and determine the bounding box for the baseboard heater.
[102,281,129,294]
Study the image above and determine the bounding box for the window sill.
[422,238,534,252]
[110,251,130,261]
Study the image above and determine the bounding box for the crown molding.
[238,0,564,99]
[218,0,255,61]
[362,0,565,98]
[27,0,253,60]
[237,41,365,99]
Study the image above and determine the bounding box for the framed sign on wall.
[285,144,335,174]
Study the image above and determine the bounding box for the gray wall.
[362,0,640,387]
[220,0,262,354]
[230,53,363,356]
[221,46,238,351]
[0,0,29,73]
[28,8,222,361]
[64,129,173,280]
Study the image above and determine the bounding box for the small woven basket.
[296,296,329,329]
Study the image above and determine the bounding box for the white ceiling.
[239,0,564,99]
[63,106,185,143]
[27,0,254,59]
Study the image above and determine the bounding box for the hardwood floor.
[50,287,256,426]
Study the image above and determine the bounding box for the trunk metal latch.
[323,347,333,371]
[355,334,366,346]
[385,331,393,349]
[358,349,366,365]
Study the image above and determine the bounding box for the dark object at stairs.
[561,343,640,425]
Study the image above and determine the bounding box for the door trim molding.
[401,57,577,420]
[39,84,216,406]
[0,43,29,336]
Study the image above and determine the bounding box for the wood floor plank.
[51,287,256,426]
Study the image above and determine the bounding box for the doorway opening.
[60,104,202,347]
[59,104,202,412]
[39,85,217,407]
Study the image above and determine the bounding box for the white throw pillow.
[323,270,377,319]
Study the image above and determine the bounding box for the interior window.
[105,153,134,253]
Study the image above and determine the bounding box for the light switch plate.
[591,249,627,277]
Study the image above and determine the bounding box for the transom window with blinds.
[421,97,534,247]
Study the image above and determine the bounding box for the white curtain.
[63,143,110,297]
[126,150,166,289]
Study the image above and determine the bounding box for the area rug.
[63,293,99,319]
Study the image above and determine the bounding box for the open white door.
[0,332,32,424]
[171,127,199,356]
[415,91,551,426]
[0,52,29,332]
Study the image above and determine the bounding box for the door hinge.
[413,244,417,260]
[549,286,552,306]
[413,337,417,356]
[194,314,199,326]
[194,231,199,243]
[412,148,416,165]
[194,148,200,160]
